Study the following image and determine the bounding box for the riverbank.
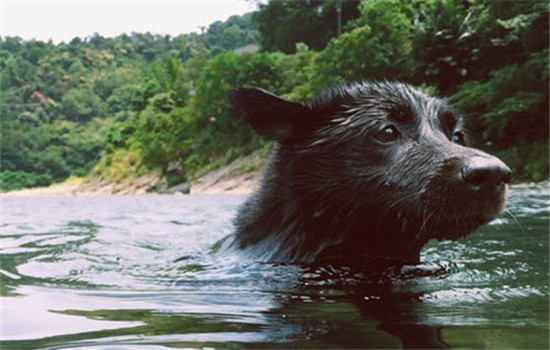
[1,152,548,197]
[0,151,264,197]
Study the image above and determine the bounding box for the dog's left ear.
[228,87,311,142]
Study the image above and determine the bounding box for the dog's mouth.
[428,215,494,241]
[413,183,509,241]
[425,198,507,241]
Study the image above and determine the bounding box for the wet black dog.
[228,82,511,267]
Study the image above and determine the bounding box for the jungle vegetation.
[1,1,548,191]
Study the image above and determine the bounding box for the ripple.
[1,192,548,349]
[423,284,547,305]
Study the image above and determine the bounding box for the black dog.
[228,82,511,267]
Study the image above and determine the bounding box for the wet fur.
[229,82,509,267]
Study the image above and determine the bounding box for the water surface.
[1,187,548,349]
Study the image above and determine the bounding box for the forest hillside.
[1,0,548,192]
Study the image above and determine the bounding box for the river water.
[1,186,548,349]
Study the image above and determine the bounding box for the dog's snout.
[461,156,512,190]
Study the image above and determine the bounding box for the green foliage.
[254,0,361,53]
[1,2,548,191]
[60,87,105,122]
[309,0,413,92]
[205,13,260,54]
[0,171,52,192]
[0,12,259,189]
[189,50,295,174]
[411,0,490,94]
[452,51,548,146]
[277,43,318,100]
[1,117,107,185]
[134,105,195,173]
[150,54,189,107]
[1,55,37,88]
[485,1,549,66]
[62,119,107,176]
[93,65,142,101]
[91,148,147,184]
[493,142,549,182]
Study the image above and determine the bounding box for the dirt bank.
[1,152,264,197]
[0,173,164,197]
[190,151,263,195]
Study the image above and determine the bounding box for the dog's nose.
[461,156,512,190]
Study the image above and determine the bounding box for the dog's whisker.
[503,209,526,234]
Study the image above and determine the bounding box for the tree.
[1,55,37,89]
[254,0,361,53]
[309,0,413,92]
[411,0,489,94]
[189,51,289,171]
[150,54,189,107]
[133,105,195,177]
[451,1,549,181]
[205,13,260,52]
[60,87,104,122]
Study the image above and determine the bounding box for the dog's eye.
[452,131,466,145]
[376,125,400,143]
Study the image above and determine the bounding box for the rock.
[165,182,190,195]
[135,174,161,191]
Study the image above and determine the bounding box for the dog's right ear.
[228,87,311,142]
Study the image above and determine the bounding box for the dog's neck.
[234,156,428,266]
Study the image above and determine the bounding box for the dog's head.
[230,82,510,243]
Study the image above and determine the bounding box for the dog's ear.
[228,87,311,141]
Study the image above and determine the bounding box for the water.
[1,187,548,349]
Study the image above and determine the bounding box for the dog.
[228,81,511,268]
